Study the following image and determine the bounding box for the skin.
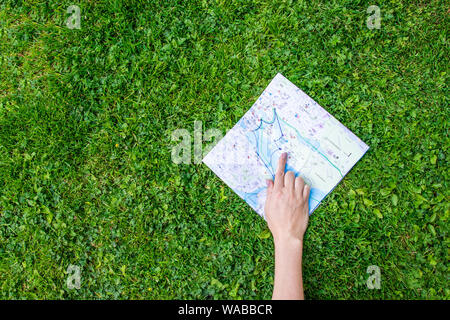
[265,152,310,300]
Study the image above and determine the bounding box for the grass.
[0,0,448,299]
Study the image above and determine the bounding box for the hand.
[265,152,310,244]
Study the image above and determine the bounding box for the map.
[203,73,369,218]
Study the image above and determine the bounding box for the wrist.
[274,234,303,250]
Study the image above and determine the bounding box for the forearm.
[272,238,304,300]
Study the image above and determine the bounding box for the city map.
[203,73,369,218]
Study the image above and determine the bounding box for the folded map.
[203,73,369,218]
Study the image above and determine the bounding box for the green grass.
[0,0,448,299]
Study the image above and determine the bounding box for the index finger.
[274,152,287,190]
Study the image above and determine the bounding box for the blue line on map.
[251,108,343,178]
[275,111,284,137]
[253,108,278,131]
[252,130,275,179]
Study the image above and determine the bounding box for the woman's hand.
[265,152,310,244]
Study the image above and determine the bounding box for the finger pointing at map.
[274,152,287,190]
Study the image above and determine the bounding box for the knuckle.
[275,190,283,197]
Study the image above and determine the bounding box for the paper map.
[203,73,369,218]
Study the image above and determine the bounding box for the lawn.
[0,0,448,299]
